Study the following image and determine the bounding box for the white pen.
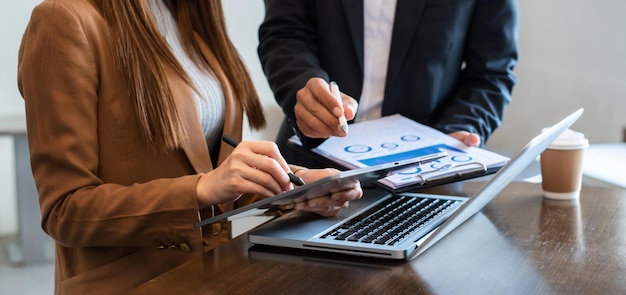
[329,81,349,134]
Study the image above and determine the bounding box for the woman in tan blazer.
[17,0,362,293]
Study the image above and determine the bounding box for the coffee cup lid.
[542,128,589,150]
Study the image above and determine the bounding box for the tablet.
[194,151,447,228]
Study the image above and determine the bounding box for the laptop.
[248,108,584,260]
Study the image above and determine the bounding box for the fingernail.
[332,107,342,117]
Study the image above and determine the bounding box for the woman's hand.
[292,168,363,217]
[196,141,293,208]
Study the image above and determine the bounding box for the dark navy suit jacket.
[259,0,518,167]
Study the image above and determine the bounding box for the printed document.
[290,114,509,189]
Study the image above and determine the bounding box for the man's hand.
[448,131,481,147]
[294,78,358,138]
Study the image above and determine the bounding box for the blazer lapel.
[386,0,427,95]
[168,68,214,173]
[167,32,244,175]
[341,0,364,73]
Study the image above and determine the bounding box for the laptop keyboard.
[320,195,460,246]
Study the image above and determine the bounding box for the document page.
[291,114,509,189]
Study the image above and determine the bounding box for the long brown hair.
[95,0,265,152]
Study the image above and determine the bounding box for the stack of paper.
[290,114,509,190]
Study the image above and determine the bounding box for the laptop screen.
[407,108,583,260]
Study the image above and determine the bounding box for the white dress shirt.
[355,0,397,122]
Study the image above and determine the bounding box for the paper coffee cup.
[540,129,589,200]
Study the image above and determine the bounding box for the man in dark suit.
[258,0,518,168]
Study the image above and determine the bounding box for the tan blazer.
[18,0,258,293]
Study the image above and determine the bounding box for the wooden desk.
[129,182,626,294]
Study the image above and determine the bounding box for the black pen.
[222,135,306,186]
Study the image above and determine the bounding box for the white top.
[355,0,397,122]
[148,0,225,147]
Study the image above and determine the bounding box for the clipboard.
[287,114,510,192]
[194,150,447,228]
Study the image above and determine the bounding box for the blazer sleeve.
[18,2,202,248]
[258,0,332,148]
[431,0,518,144]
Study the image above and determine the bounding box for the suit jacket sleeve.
[258,0,332,148]
[430,0,518,144]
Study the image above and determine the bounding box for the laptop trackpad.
[249,188,393,240]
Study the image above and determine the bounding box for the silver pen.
[329,81,349,134]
